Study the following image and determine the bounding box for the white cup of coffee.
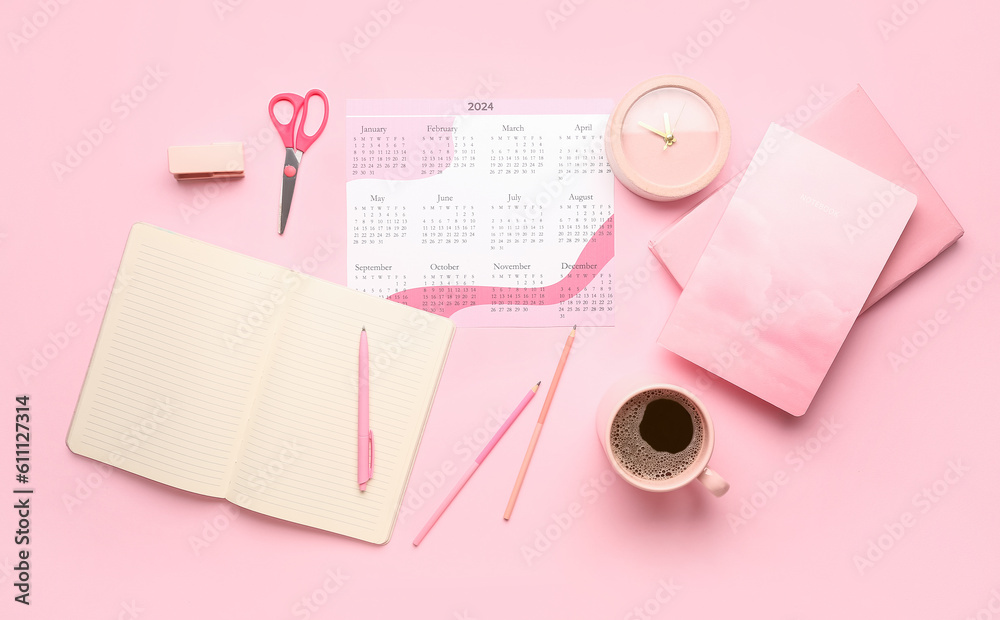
[595,380,729,496]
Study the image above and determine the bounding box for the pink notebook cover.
[658,125,917,416]
[649,86,963,313]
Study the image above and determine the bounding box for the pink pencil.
[504,326,575,520]
[413,382,540,546]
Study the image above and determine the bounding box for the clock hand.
[663,112,676,149]
[663,106,686,149]
[672,105,686,130]
[638,121,669,139]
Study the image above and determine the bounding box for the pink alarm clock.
[605,75,731,201]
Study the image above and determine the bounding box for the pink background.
[3,0,999,617]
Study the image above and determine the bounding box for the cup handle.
[697,467,730,497]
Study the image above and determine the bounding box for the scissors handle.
[294,89,329,154]
[268,92,304,150]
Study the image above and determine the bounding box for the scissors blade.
[278,148,302,234]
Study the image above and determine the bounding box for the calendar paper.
[346,99,615,327]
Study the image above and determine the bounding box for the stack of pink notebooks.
[653,87,963,416]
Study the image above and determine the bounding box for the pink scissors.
[268,89,329,234]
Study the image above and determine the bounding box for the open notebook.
[66,223,455,544]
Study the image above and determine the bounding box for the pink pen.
[413,382,540,546]
[358,327,373,491]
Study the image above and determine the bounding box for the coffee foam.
[609,389,704,481]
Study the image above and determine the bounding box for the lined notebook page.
[227,277,454,544]
[67,224,289,497]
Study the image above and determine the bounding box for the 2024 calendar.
[346,99,615,327]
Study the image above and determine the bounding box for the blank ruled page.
[67,224,292,497]
[227,277,454,544]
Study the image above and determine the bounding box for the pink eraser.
[167,143,245,180]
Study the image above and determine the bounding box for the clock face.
[620,87,722,189]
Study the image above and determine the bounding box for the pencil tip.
[361,326,366,331]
